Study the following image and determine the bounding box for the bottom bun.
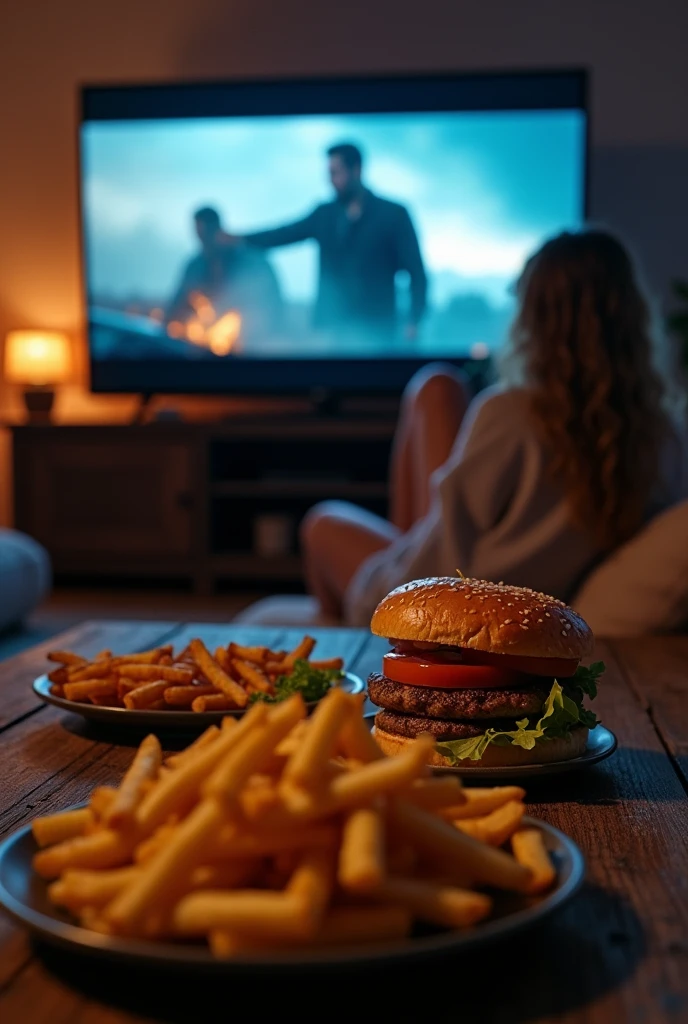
[373,721,589,768]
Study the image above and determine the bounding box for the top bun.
[370,577,594,660]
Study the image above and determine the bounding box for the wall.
[1,0,687,524]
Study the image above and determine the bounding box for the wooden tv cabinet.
[11,417,395,593]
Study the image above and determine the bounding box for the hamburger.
[368,577,603,768]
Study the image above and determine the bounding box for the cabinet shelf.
[12,416,393,593]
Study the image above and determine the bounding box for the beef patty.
[375,708,522,741]
[367,672,549,720]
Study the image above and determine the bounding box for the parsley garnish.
[249,659,343,704]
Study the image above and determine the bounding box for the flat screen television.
[80,69,588,395]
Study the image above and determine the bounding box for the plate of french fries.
[34,635,363,729]
[0,690,584,969]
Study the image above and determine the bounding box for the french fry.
[214,647,232,673]
[63,677,118,702]
[286,844,336,928]
[25,685,560,956]
[172,888,313,941]
[228,643,269,665]
[89,786,118,819]
[90,693,125,707]
[281,687,351,791]
[134,715,247,836]
[32,808,94,848]
[189,639,248,709]
[50,683,66,698]
[454,800,526,847]
[118,665,194,684]
[191,860,260,891]
[123,681,172,710]
[192,694,237,713]
[165,725,220,768]
[67,661,115,683]
[164,684,217,707]
[405,777,466,810]
[33,829,134,879]
[133,823,178,864]
[232,659,273,694]
[78,907,112,934]
[281,635,316,669]
[48,865,141,910]
[338,804,385,894]
[440,786,526,821]
[47,651,86,666]
[94,649,113,661]
[376,877,492,929]
[48,667,68,686]
[389,800,532,893]
[211,823,338,859]
[325,734,434,812]
[109,646,172,667]
[309,658,344,671]
[204,697,305,807]
[104,735,162,829]
[337,694,385,763]
[107,799,226,935]
[511,828,557,894]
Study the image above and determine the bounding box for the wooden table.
[1,621,687,1023]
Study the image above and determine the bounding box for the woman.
[302,229,687,625]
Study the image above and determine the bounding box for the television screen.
[80,72,587,394]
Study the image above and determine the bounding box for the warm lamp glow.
[4,330,72,385]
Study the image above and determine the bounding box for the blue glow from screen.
[82,109,585,361]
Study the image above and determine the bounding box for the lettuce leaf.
[572,661,604,700]
[436,664,604,765]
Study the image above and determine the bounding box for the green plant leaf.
[249,659,343,704]
[572,661,605,700]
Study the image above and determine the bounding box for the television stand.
[11,414,396,593]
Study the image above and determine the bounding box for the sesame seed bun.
[373,721,590,768]
[370,577,593,661]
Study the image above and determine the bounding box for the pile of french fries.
[31,690,556,956]
[46,635,341,713]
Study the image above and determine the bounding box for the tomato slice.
[382,653,524,689]
[388,641,578,678]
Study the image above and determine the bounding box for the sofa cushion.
[0,529,52,632]
[572,500,688,638]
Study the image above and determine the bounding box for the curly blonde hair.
[504,230,671,551]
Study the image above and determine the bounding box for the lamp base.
[23,387,55,423]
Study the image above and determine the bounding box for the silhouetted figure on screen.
[239,144,427,344]
[166,207,283,338]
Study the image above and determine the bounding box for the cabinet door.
[19,441,194,557]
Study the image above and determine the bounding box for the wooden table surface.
[1,621,687,1023]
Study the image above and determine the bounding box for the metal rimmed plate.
[0,813,584,972]
[429,725,618,780]
[32,673,364,731]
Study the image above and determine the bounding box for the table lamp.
[4,330,72,422]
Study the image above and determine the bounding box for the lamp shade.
[4,330,72,385]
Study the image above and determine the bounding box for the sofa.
[234,500,688,638]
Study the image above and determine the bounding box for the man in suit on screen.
[233,143,428,346]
